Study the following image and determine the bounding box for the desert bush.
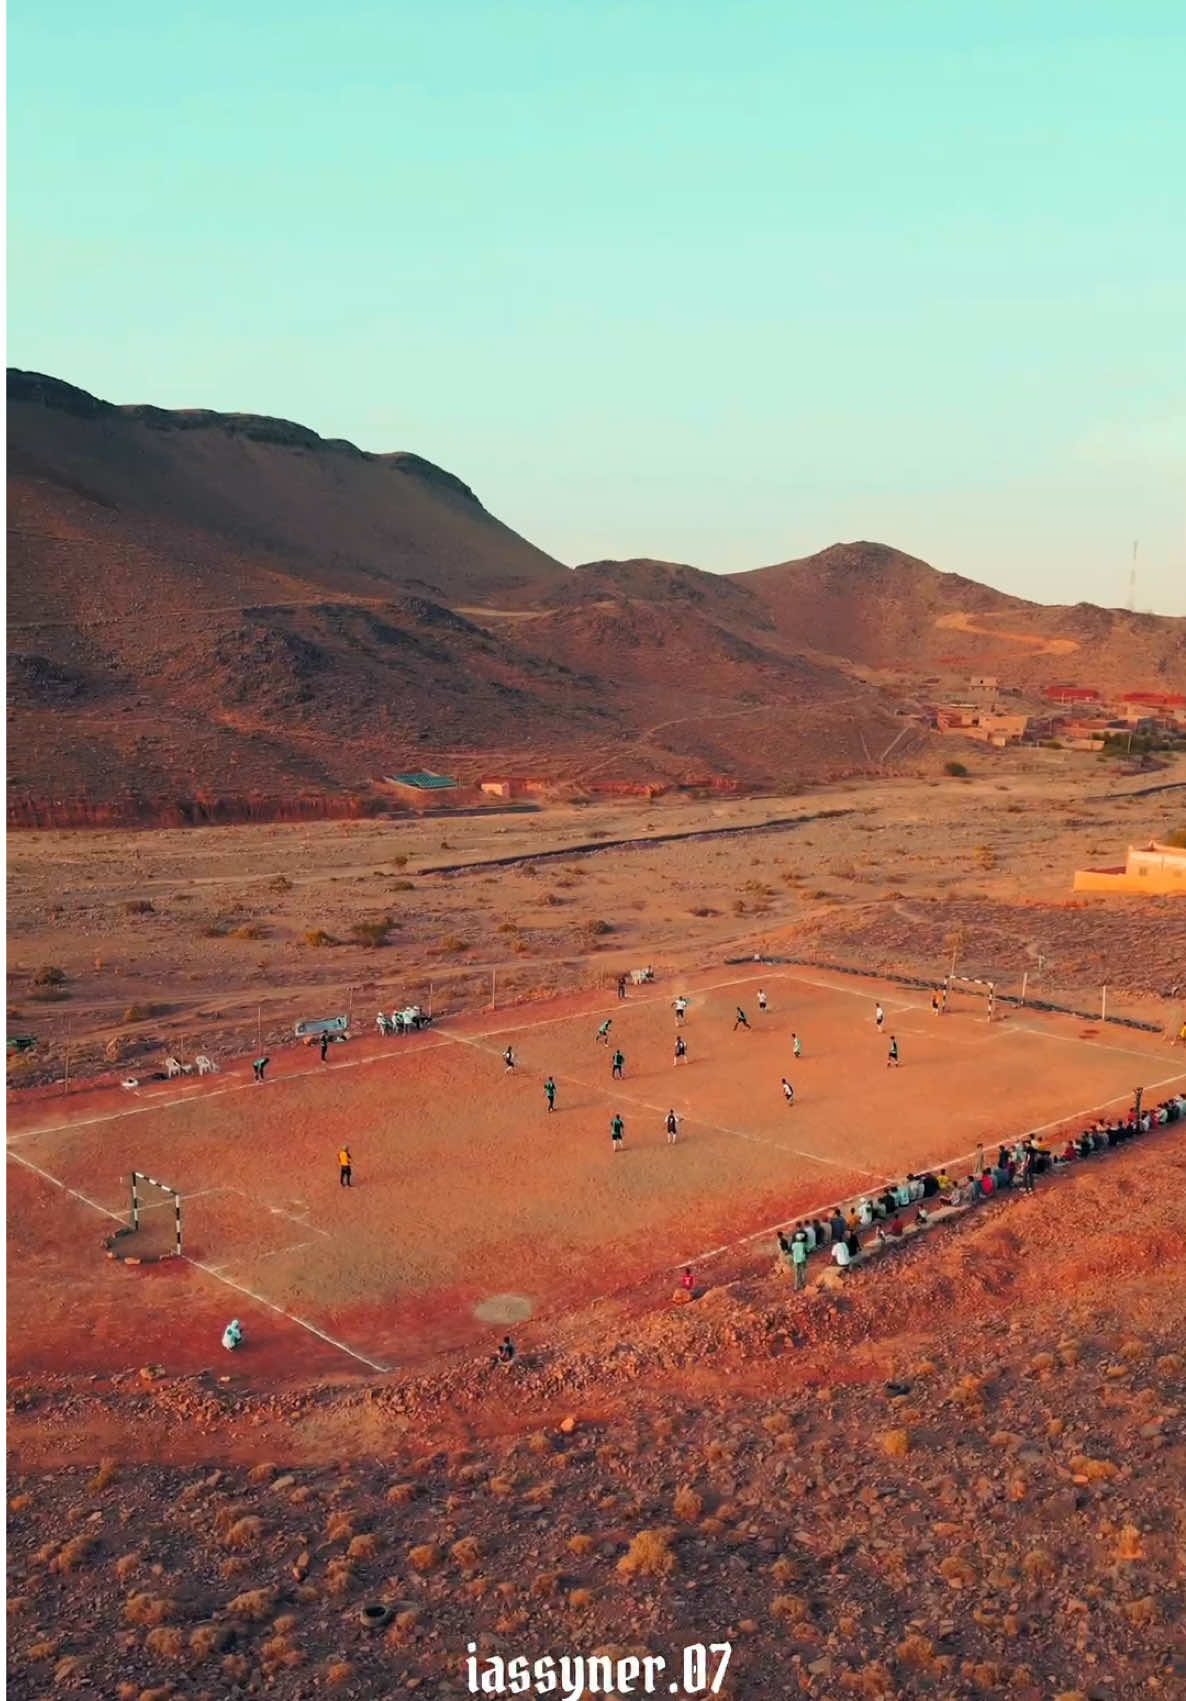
[125,1593,176,1626]
[732,897,747,914]
[89,1458,117,1492]
[688,905,719,917]
[408,1543,441,1572]
[440,934,469,953]
[350,917,394,948]
[451,1536,482,1569]
[231,922,265,940]
[588,919,613,935]
[123,899,155,914]
[120,1002,162,1023]
[943,760,969,777]
[386,1482,417,1504]
[392,878,415,891]
[31,964,66,986]
[225,1588,275,1621]
[496,920,518,933]
[51,1534,100,1572]
[144,1625,184,1658]
[325,1512,355,1543]
[830,858,858,880]
[567,1533,596,1556]
[973,844,997,869]
[346,1532,380,1560]
[268,874,293,892]
[880,1428,912,1458]
[223,1516,263,1549]
[617,1528,676,1577]
[304,929,336,948]
[392,854,409,869]
[672,1485,703,1522]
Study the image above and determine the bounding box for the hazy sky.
[9,2,1186,614]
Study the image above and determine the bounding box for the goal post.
[943,973,996,1022]
[125,1171,183,1259]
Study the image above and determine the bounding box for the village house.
[1073,840,1186,896]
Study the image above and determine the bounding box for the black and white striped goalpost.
[130,1171,183,1257]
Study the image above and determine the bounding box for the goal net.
[943,974,996,1022]
[125,1171,183,1260]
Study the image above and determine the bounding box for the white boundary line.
[664,1069,1186,1274]
[7,1149,390,1374]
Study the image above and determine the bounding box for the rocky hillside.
[8,1137,1185,1699]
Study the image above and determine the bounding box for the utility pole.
[1127,540,1138,612]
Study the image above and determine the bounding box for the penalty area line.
[184,1257,391,1373]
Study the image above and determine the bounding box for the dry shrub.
[772,1593,811,1620]
[346,1532,381,1561]
[770,1557,801,1585]
[1119,1338,1147,1360]
[304,929,336,948]
[1020,1548,1056,1580]
[896,1633,935,1669]
[879,1428,911,1458]
[125,1593,176,1626]
[189,1623,236,1659]
[51,1534,100,1573]
[144,1625,184,1658]
[222,1654,249,1683]
[222,1516,263,1550]
[532,1571,561,1597]
[325,1559,355,1597]
[26,1637,60,1660]
[325,1661,354,1686]
[568,1533,596,1556]
[1114,1525,1145,1561]
[394,1608,421,1635]
[1069,1455,1118,1481]
[231,923,265,940]
[9,1493,33,1514]
[386,1481,417,1504]
[440,935,469,953]
[673,1485,703,1522]
[1156,1352,1182,1375]
[324,1512,355,1544]
[1124,1596,1157,1626]
[225,1588,274,1621]
[219,1556,250,1580]
[451,1536,482,1569]
[114,1552,141,1581]
[53,1656,87,1683]
[617,1529,676,1578]
[569,1587,594,1610]
[938,1556,977,1589]
[488,1476,514,1497]
[89,1458,117,1492]
[408,1543,440,1572]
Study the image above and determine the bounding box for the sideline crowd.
[775,1090,1186,1289]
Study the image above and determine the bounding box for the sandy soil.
[8,755,1186,1091]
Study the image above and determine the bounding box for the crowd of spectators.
[775,1090,1186,1287]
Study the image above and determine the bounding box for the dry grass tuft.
[325,1511,355,1543]
[1020,1548,1056,1580]
[673,1485,703,1522]
[51,1534,100,1573]
[144,1625,184,1658]
[617,1528,676,1578]
[408,1543,440,1572]
[771,1593,811,1620]
[569,1587,594,1610]
[531,1571,561,1597]
[1069,1455,1118,1481]
[451,1536,483,1569]
[346,1532,381,1561]
[325,1559,355,1597]
[1114,1525,1145,1561]
[325,1660,354,1685]
[222,1516,263,1550]
[124,1593,176,1627]
[9,1492,34,1514]
[938,1556,977,1589]
[89,1458,118,1492]
[770,1557,801,1584]
[225,1588,275,1621]
[189,1622,236,1658]
[879,1428,911,1458]
[568,1533,596,1556]
[385,1481,417,1504]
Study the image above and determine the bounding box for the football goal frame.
[103,1172,183,1262]
[944,973,996,1022]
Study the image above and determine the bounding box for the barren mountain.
[734,541,1186,686]
[8,373,1183,821]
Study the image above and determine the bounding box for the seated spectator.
[845,1228,862,1260]
[878,1188,897,1218]
[858,1196,875,1227]
[1060,1139,1077,1162]
[801,1219,817,1252]
[831,1237,852,1270]
[894,1180,912,1208]
[959,1176,977,1205]
[921,1171,940,1199]
[908,1174,925,1202]
[980,1168,995,1197]
[997,1144,1010,1170]
[845,1207,860,1234]
[936,1169,953,1193]
[991,1163,1010,1191]
[828,1208,846,1243]
[916,1205,930,1227]
[886,1212,904,1238]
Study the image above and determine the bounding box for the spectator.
[828,1208,846,1243]
[831,1237,852,1271]
[845,1228,862,1261]
[894,1180,912,1209]
[790,1232,809,1290]
[980,1168,995,1197]
[921,1171,940,1199]
[858,1196,875,1227]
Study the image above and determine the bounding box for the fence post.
[428,980,434,1019]
[1101,984,1108,1023]
[1020,970,1028,1007]
[491,969,497,1010]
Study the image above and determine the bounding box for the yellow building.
[1073,840,1186,896]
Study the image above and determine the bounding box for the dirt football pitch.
[8,966,1184,1382]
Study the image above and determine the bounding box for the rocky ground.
[9,1135,1186,1700]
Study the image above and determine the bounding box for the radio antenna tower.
[1127,540,1138,612]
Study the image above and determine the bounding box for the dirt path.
[934,609,1080,655]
